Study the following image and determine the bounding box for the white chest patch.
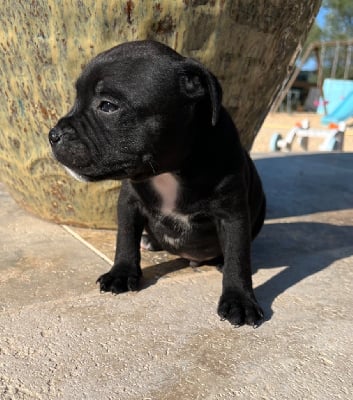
[151,173,178,214]
[151,173,191,229]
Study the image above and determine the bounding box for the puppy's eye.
[98,101,119,113]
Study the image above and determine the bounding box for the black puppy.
[49,40,266,327]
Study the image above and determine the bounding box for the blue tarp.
[321,90,353,124]
[317,79,353,117]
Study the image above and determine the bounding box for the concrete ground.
[0,152,352,400]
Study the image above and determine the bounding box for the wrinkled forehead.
[76,55,180,106]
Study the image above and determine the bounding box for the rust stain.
[152,15,176,35]
[12,138,21,150]
[50,182,68,202]
[38,103,49,120]
[124,0,134,24]
[153,3,163,13]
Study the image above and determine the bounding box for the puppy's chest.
[134,173,219,260]
[134,172,210,234]
[149,173,191,227]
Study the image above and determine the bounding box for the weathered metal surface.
[0,0,321,228]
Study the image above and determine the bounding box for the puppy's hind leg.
[140,232,163,252]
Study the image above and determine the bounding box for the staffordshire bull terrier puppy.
[49,40,266,327]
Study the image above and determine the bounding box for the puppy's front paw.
[217,290,264,327]
[96,271,140,294]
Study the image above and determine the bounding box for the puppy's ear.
[179,59,222,126]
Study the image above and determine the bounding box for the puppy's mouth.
[59,156,157,183]
[63,167,92,183]
[61,164,135,182]
[62,167,127,182]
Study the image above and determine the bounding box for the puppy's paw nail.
[217,290,263,327]
[96,270,141,294]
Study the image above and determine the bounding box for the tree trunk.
[0,0,321,228]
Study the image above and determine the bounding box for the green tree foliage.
[303,1,353,80]
[305,23,323,47]
[322,0,353,40]
[305,0,353,46]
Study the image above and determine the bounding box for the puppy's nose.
[48,127,62,145]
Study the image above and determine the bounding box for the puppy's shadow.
[251,153,353,320]
[139,221,353,321]
[252,221,353,319]
[139,153,353,322]
[141,257,190,286]
[140,255,221,288]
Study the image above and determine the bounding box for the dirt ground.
[252,112,353,153]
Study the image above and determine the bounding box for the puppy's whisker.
[149,161,156,175]
[148,160,158,175]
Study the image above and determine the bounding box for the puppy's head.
[49,40,222,182]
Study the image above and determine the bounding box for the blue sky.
[302,6,327,70]
[317,7,328,28]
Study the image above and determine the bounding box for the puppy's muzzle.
[49,125,93,171]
